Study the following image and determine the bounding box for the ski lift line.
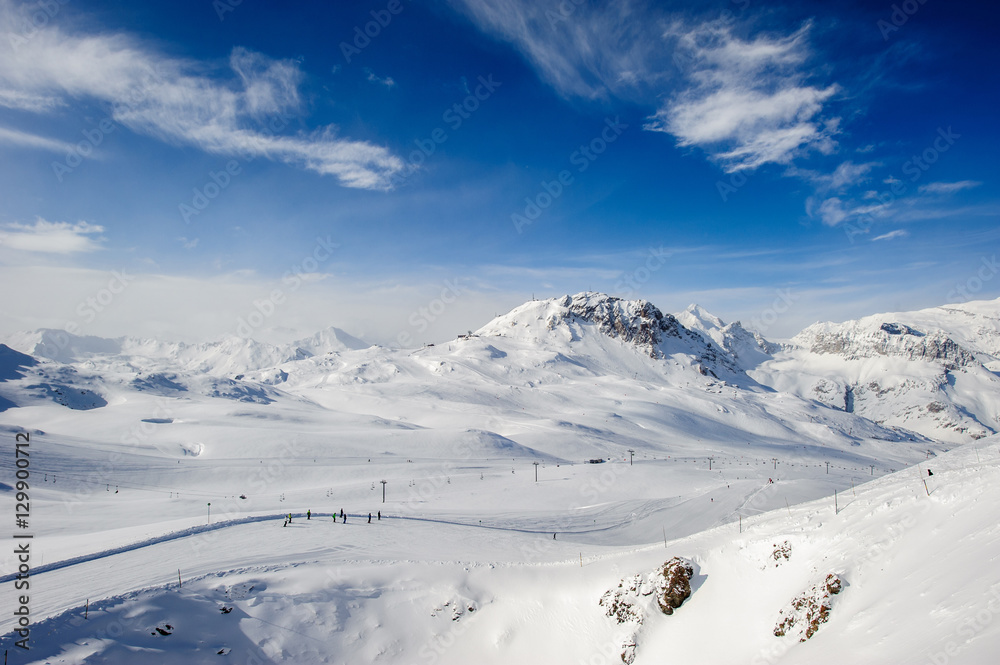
[24,469,222,499]
[30,467,209,493]
[44,463,498,502]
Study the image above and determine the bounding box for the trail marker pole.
[381,480,387,503]
[739,514,742,533]
[662,526,666,548]
[784,498,791,518]
[207,502,211,524]
[85,599,89,619]
[627,449,634,466]
[533,462,539,481]
[178,569,182,588]
[826,462,830,474]
[835,491,838,515]
[580,553,583,568]
[772,458,778,470]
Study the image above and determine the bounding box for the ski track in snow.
[0,511,645,585]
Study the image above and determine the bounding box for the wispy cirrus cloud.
[918,180,982,195]
[0,1,403,189]
[447,0,660,101]
[0,88,63,112]
[872,229,908,241]
[810,196,885,227]
[0,219,105,254]
[0,125,74,152]
[450,1,840,173]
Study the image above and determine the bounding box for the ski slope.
[2,435,998,663]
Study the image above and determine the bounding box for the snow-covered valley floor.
[3,434,1000,664]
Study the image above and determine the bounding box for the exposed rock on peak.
[799,321,977,370]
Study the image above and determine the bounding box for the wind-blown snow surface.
[0,292,997,662]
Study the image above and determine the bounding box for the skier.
[553,533,556,540]
[288,513,292,523]
[928,469,933,476]
[343,513,347,524]
[307,509,311,520]
[368,513,372,523]
[340,509,345,520]
[378,511,381,521]
[332,513,336,522]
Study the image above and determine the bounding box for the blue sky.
[0,0,997,345]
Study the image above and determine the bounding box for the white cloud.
[872,229,909,241]
[0,88,63,112]
[816,197,848,226]
[826,161,876,191]
[918,180,982,195]
[798,161,878,217]
[364,68,396,88]
[814,197,885,227]
[0,1,403,189]
[0,219,105,253]
[0,125,74,152]
[649,22,840,172]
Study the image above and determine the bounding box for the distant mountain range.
[2,293,998,445]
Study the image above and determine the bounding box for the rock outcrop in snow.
[652,557,694,615]
[773,574,844,642]
[599,557,697,663]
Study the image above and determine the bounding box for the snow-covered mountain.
[3,325,370,377]
[675,303,778,371]
[751,299,1000,443]
[476,292,742,380]
[0,292,919,461]
[4,293,998,447]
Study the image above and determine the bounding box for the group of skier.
[283,509,381,527]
